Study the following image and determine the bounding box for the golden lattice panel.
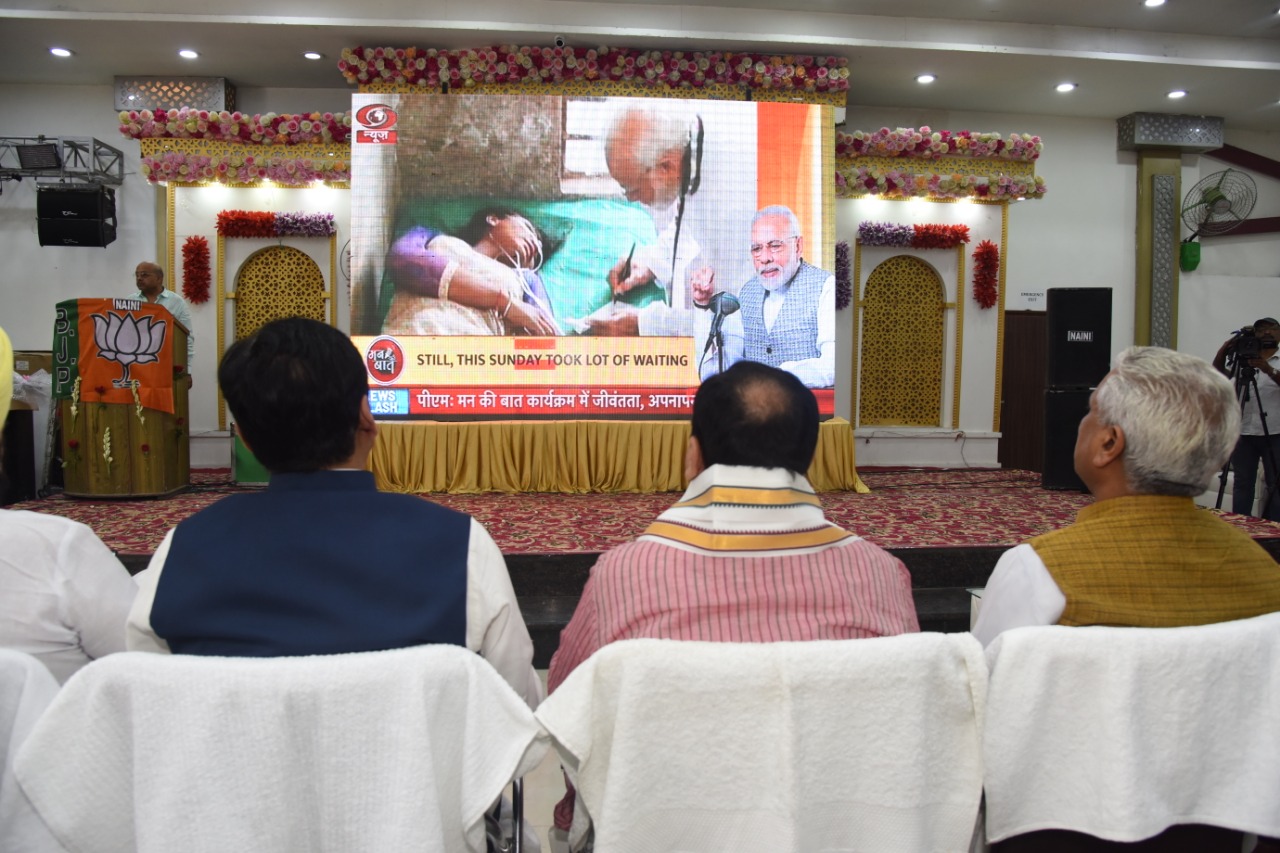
[859,255,946,427]
[233,246,326,341]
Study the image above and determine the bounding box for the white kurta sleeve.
[778,274,835,388]
[971,543,1066,647]
[125,528,175,654]
[464,519,544,708]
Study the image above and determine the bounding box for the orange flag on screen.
[756,101,818,239]
[76,299,176,414]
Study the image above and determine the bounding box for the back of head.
[218,318,368,473]
[692,361,819,476]
[1095,345,1239,496]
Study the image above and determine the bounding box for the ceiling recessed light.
[178,49,199,59]
[916,74,936,84]
[303,52,323,60]
[1143,0,1165,7]
[1167,89,1188,99]
[1056,82,1077,93]
[49,47,73,57]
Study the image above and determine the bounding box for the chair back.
[15,645,547,853]
[0,650,63,853]
[983,613,1280,848]
[536,634,987,853]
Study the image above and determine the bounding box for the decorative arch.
[215,244,330,428]
[858,255,946,426]
[232,245,326,341]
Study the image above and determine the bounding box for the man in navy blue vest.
[737,205,835,388]
[126,317,542,707]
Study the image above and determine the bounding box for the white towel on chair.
[537,634,988,853]
[0,650,65,853]
[15,645,548,853]
[983,613,1280,843]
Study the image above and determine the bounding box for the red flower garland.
[216,210,276,238]
[181,236,211,305]
[913,224,970,250]
[973,240,1000,309]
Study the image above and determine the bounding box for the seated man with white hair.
[973,345,1280,646]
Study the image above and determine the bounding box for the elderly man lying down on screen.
[382,206,561,337]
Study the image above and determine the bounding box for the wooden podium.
[55,298,190,498]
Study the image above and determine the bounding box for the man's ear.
[1093,423,1126,469]
[683,435,705,482]
[357,395,378,440]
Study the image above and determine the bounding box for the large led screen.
[350,93,834,419]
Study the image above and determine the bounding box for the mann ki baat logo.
[92,310,168,387]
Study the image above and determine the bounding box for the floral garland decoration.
[119,109,351,145]
[216,211,337,238]
[181,236,211,305]
[836,165,1046,201]
[140,151,350,186]
[340,44,849,93]
[835,241,851,310]
[836,127,1042,162]
[973,240,1000,310]
[857,222,970,249]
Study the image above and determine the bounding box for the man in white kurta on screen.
[587,105,744,362]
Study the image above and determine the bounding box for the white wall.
[0,84,162,349]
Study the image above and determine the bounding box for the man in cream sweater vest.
[974,345,1280,646]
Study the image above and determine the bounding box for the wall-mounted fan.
[1180,168,1257,271]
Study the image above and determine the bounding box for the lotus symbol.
[92,311,168,387]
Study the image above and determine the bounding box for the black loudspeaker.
[1046,288,1112,389]
[1042,389,1091,491]
[36,186,116,247]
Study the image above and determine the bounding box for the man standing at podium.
[131,262,193,374]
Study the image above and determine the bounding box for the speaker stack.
[1042,288,1113,490]
[37,185,116,247]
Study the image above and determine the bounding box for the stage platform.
[13,468,1280,667]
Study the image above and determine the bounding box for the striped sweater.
[547,464,919,693]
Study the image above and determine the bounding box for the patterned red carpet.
[11,467,1280,557]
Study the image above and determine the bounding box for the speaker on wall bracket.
[36,185,116,248]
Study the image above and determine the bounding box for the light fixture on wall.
[303,52,323,60]
[916,74,936,84]
[1167,89,1188,99]
[49,47,73,58]
[179,49,199,60]
[1055,82,1077,93]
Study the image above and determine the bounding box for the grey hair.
[605,106,691,170]
[1094,345,1239,496]
[751,205,802,237]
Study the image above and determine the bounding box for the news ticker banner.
[352,333,834,418]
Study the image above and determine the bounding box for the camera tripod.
[1215,357,1280,519]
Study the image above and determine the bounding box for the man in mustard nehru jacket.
[974,345,1280,645]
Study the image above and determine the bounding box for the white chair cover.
[983,613,1280,844]
[0,649,64,853]
[537,634,988,853]
[15,645,547,853]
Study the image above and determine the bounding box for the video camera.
[1228,325,1278,362]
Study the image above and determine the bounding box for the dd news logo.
[365,336,405,385]
[355,103,398,144]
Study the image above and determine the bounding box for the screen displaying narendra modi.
[349,93,835,420]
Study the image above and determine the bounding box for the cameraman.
[1213,317,1280,520]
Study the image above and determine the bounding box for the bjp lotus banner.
[54,298,177,414]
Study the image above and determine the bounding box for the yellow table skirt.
[370,417,869,494]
